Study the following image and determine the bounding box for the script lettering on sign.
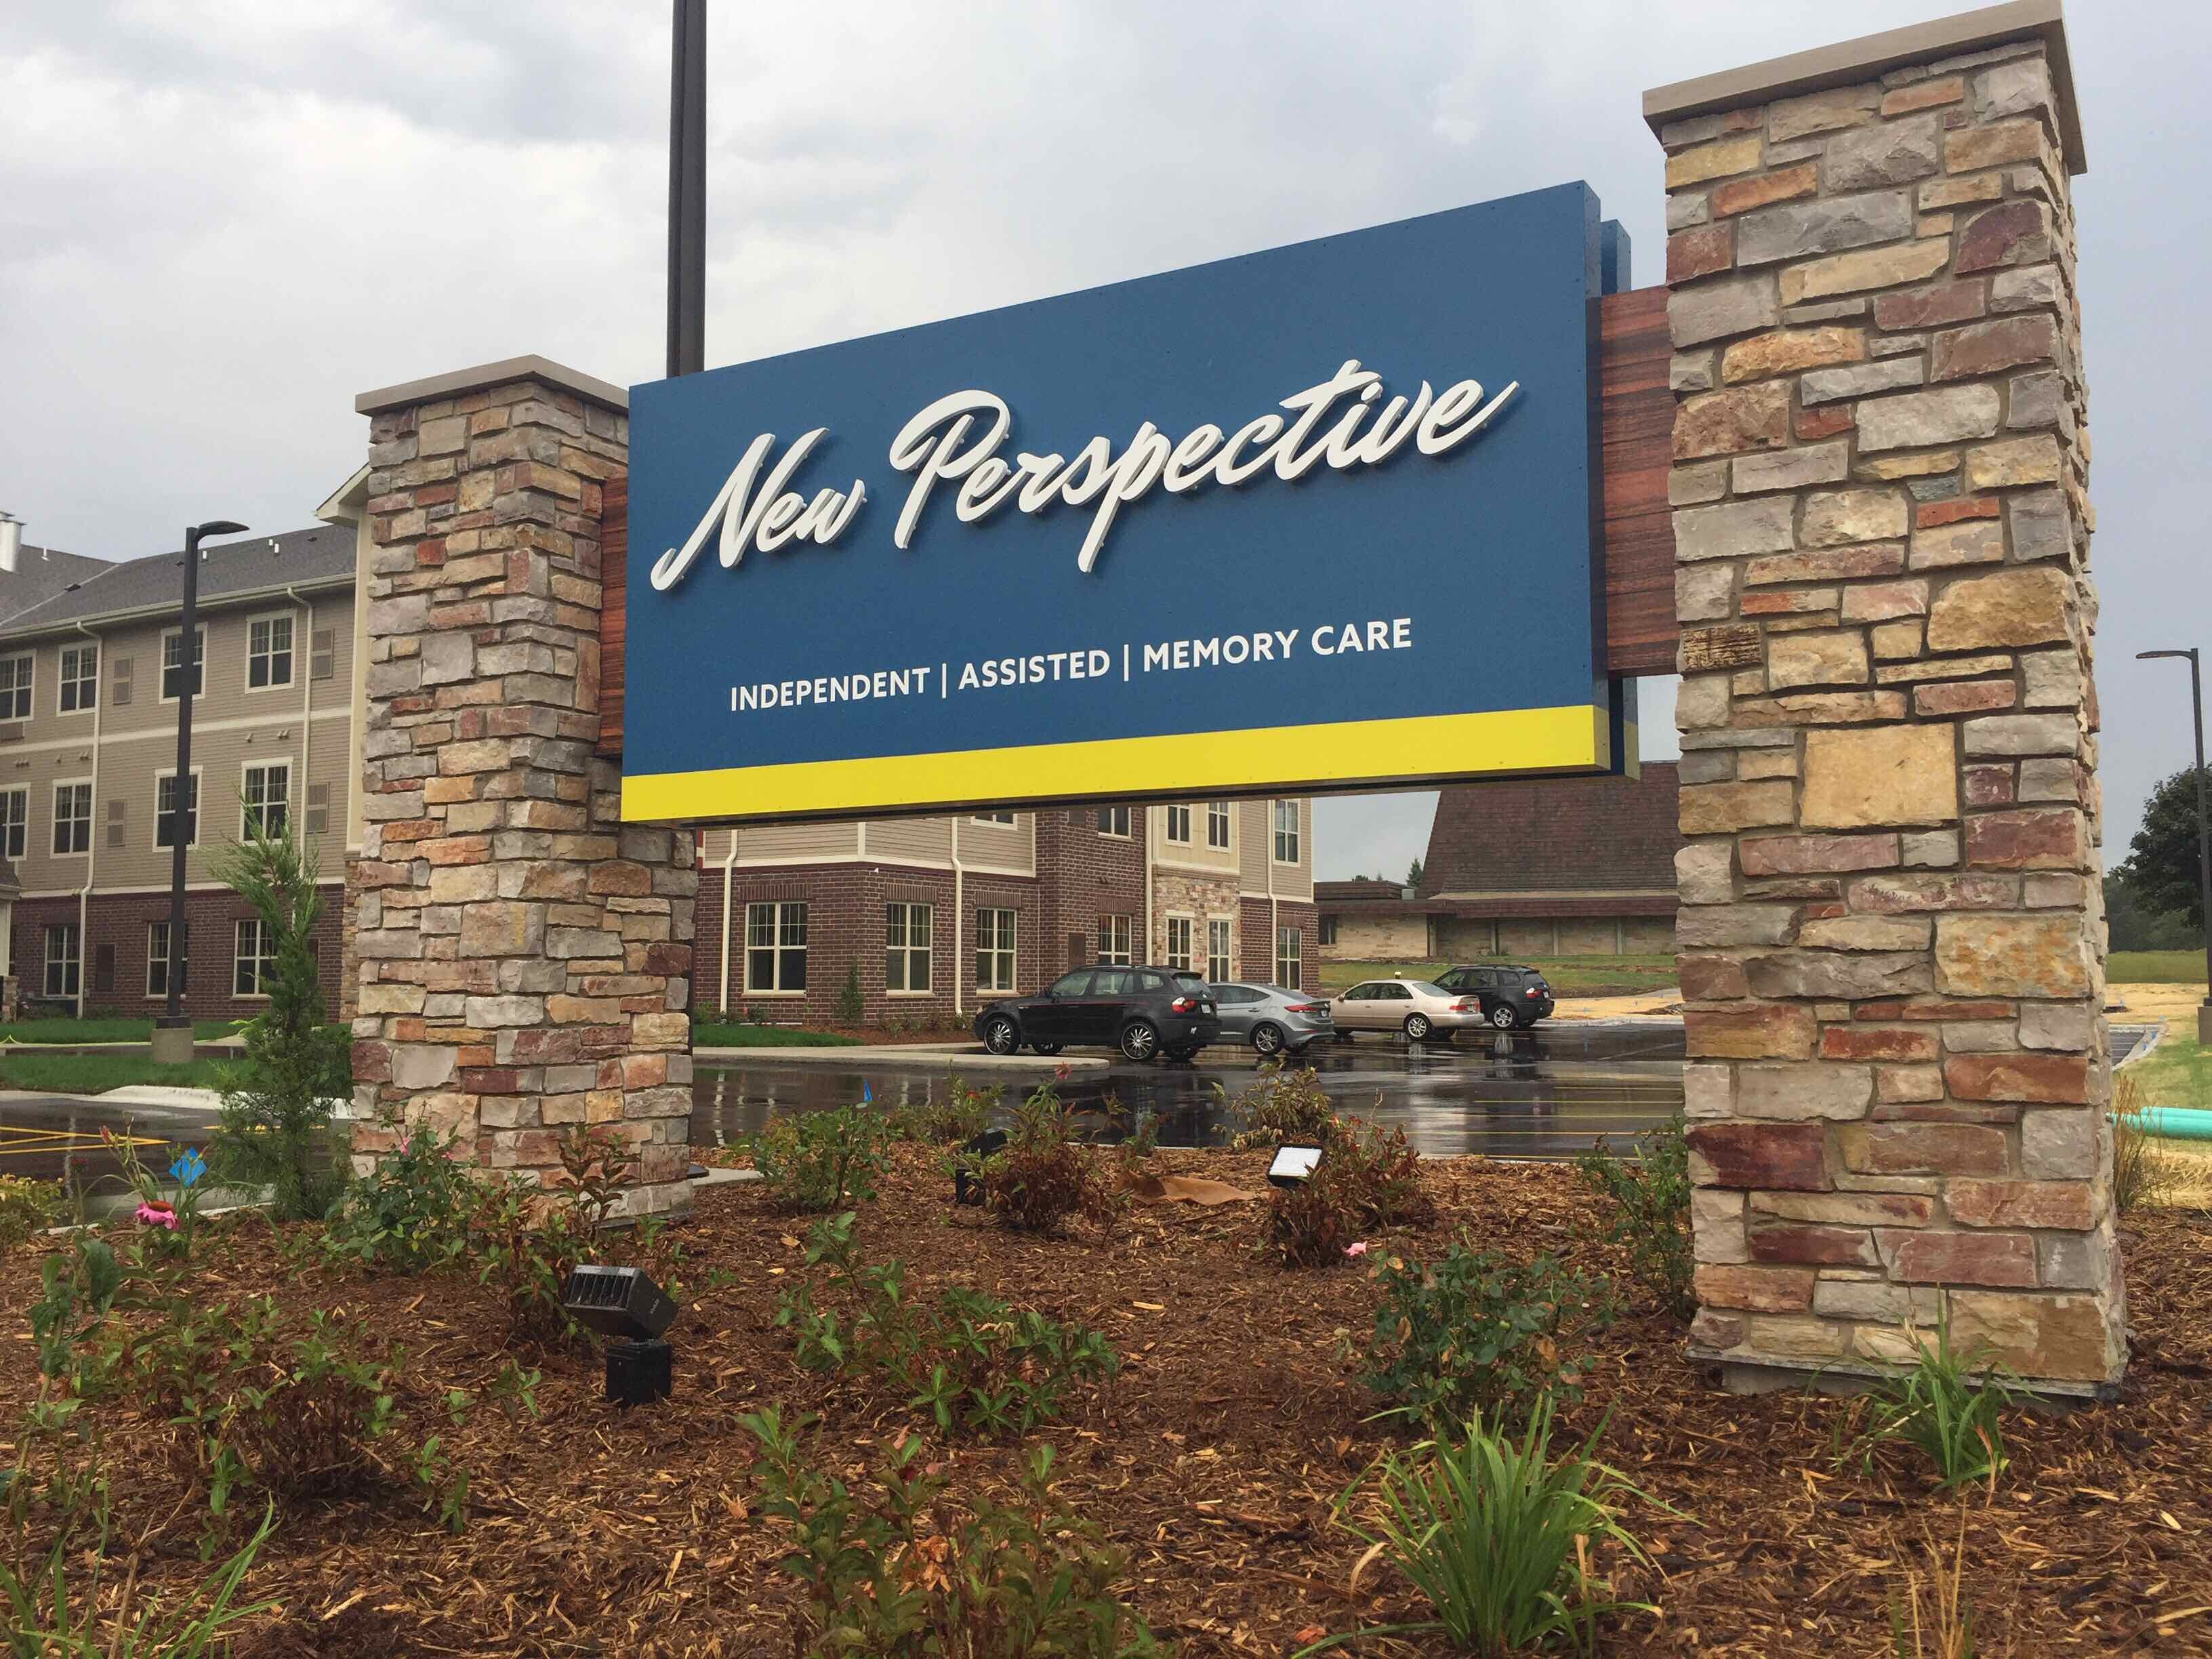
[649,359,1517,592]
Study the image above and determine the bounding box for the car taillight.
[1170,996,1195,1013]
[1286,1002,1326,1014]
[1525,987,1540,997]
[1452,1000,1476,1012]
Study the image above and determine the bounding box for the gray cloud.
[1,1,2201,876]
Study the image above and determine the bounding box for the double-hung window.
[44,924,79,998]
[58,644,96,713]
[1095,806,1130,838]
[234,918,278,996]
[972,811,1015,825]
[161,628,204,701]
[52,782,91,856]
[0,654,30,720]
[247,614,295,690]
[745,901,807,992]
[1096,914,1131,966]
[1164,805,1191,844]
[1207,918,1233,981]
[148,920,187,998]
[1206,802,1231,850]
[1164,916,1193,971]
[1272,800,1300,863]
[0,788,26,859]
[156,772,199,849]
[243,762,290,838]
[975,907,1017,993]
[885,903,933,993]
[1275,926,1303,989]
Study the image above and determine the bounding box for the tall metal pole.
[159,530,203,1038]
[2139,647,2212,1042]
[667,0,706,378]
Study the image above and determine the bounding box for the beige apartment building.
[695,796,1318,1027]
[0,520,359,1017]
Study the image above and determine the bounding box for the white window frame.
[159,627,205,703]
[233,917,278,998]
[1097,914,1132,966]
[154,767,203,851]
[1272,799,1300,865]
[241,759,291,840]
[56,642,97,716]
[975,905,1017,994]
[244,611,296,693]
[1164,914,1194,971]
[1319,914,1340,947]
[1164,804,1191,844]
[147,918,187,999]
[0,787,26,861]
[885,901,933,995]
[0,653,32,722]
[1275,924,1303,989]
[1206,801,1231,851]
[1207,918,1233,982]
[971,811,1015,826]
[744,901,808,994]
[44,922,79,999]
[1096,806,1130,838]
[50,778,92,857]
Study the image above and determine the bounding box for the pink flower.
[1053,1063,1071,1082]
[136,1202,179,1231]
[1345,1241,1368,1258]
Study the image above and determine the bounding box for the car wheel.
[1120,1021,1160,1063]
[1404,1012,1432,1042]
[1032,1042,1063,1055]
[1489,1004,1520,1031]
[983,1015,1020,1054]
[1250,1022,1285,1058]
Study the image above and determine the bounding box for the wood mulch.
[3,1151,2210,1656]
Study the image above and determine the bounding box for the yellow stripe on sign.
[622,704,1603,823]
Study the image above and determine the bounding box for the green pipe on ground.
[2131,1106,2212,1142]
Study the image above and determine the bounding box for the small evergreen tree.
[1406,857,1425,890]
[834,962,865,1026]
[209,809,351,1220]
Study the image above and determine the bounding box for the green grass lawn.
[0,1018,251,1045]
[2110,950,2210,984]
[1317,956,1679,997]
[2129,1031,2211,1113]
[0,1051,229,1094]
[691,1023,863,1048]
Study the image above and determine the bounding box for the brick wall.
[14,886,345,1022]
[1034,808,1148,977]
[1240,896,1318,994]
[1425,762,1681,896]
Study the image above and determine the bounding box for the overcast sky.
[3,2,2203,882]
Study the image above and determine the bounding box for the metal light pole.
[2137,648,2212,1044]
[150,519,247,1064]
[667,0,706,379]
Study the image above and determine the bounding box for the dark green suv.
[1432,964,1555,1029]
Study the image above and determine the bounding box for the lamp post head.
[2138,649,2198,663]
[190,519,249,540]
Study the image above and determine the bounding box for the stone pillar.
[1650,6,2121,1391]
[348,358,696,1218]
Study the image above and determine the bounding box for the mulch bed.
[4,1152,2211,1656]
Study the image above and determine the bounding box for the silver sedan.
[1327,978,1486,1042]
[1205,982,1336,1057]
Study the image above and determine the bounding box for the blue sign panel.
[624,182,1618,823]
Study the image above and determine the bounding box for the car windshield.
[1409,981,1451,997]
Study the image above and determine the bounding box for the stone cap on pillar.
[356,354,629,417]
[1643,0,2084,174]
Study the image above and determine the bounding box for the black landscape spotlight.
[562,1265,678,1407]
[954,1128,1009,1206]
[1267,1144,1325,1189]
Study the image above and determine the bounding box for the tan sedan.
[1326,978,1486,1042]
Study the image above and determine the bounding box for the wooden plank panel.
[598,473,628,757]
[595,291,1679,756]
[1599,285,1678,677]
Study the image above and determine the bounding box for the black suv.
[1431,964,1556,1029]
[975,966,1219,1062]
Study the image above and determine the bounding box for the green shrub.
[0,1505,277,1656]
[892,1075,1000,1143]
[1265,1118,1433,1269]
[1572,1113,1694,1322]
[775,1212,1116,1438]
[1360,1244,1614,1432]
[28,1236,125,1381]
[208,813,351,1221]
[1220,1061,1340,1150]
[1847,1324,2016,1494]
[752,1104,897,1212]
[1300,1397,1655,1658]
[743,1408,1159,1657]
[319,1119,479,1273]
[967,1083,1122,1235]
[0,1175,61,1253]
[834,963,865,1025]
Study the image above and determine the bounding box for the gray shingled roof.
[0,546,113,626]
[0,525,353,640]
